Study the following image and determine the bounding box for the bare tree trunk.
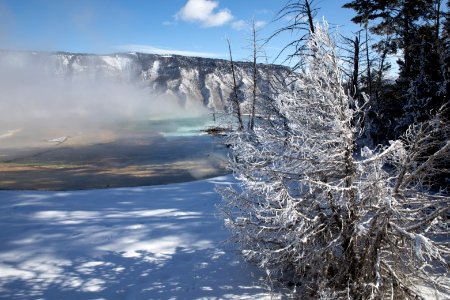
[227,38,244,131]
[376,39,389,103]
[351,33,360,99]
[365,22,372,97]
[249,22,257,131]
[305,0,315,34]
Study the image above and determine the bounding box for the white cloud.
[162,21,174,26]
[116,44,221,58]
[176,0,233,27]
[231,20,247,31]
[231,20,267,31]
[283,14,309,23]
[255,9,271,15]
[254,20,267,29]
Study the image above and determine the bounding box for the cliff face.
[0,51,289,112]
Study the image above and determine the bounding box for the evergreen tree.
[344,0,449,142]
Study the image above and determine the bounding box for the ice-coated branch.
[218,20,449,299]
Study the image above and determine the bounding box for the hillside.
[0,50,289,113]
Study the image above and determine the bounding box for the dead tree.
[249,23,258,131]
[226,38,244,131]
[269,0,318,70]
[364,21,373,97]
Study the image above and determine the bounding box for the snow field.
[0,176,286,299]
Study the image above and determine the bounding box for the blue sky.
[0,0,360,62]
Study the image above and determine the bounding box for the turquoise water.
[121,115,217,137]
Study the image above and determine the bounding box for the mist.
[0,56,208,148]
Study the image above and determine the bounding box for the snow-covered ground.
[0,176,286,299]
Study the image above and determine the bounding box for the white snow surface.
[0,176,285,299]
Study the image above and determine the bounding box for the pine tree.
[344,0,449,145]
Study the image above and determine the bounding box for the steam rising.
[0,55,208,148]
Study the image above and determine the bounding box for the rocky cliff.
[0,51,289,113]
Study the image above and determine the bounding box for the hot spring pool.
[0,115,229,190]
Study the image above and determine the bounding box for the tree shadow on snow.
[0,178,284,299]
[0,247,274,300]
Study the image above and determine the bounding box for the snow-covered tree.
[218,22,449,299]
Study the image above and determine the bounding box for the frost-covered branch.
[219,21,449,300]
